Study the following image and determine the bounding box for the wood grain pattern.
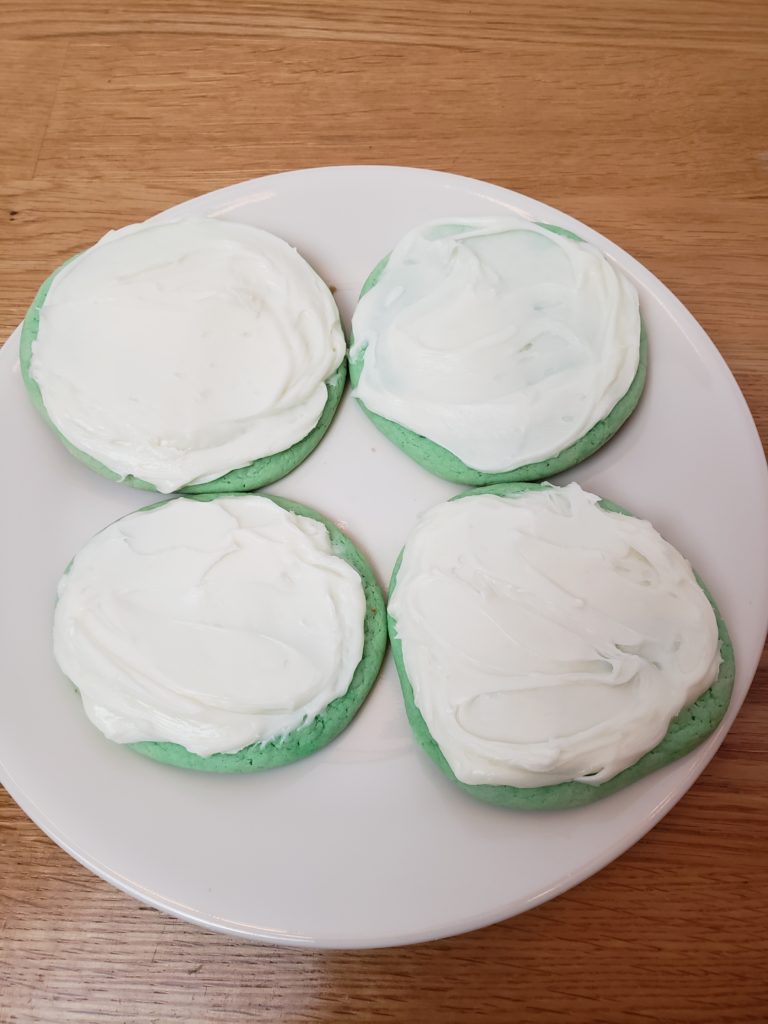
[1,2,767,1021]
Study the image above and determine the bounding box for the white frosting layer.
[32,219,345,492]
[351,218,641,473]
[389,484,721,787]
[54,496,366,756]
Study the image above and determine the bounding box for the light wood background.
[1,2,767,1021]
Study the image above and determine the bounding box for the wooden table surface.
[1,2,767,1021]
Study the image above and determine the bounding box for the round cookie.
[349,223,648,485]
[21,238,346,495]
[387,481,735,810]
[59,494,387,772]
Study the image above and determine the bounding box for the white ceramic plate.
[1,167,766,949]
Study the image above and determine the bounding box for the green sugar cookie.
[349,223,647,485]
[58,494,387,772]
[387,481,734,810]
[21,235,346,495]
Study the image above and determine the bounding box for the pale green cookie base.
[65,494,387,772]
[20,260,346,494]
[349,223,648,485]
[387,482,736,810]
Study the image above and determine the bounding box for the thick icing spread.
[389,484,721,787]
[54,496,366,756]
[31,218,345,492]
[351,218,641,472]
